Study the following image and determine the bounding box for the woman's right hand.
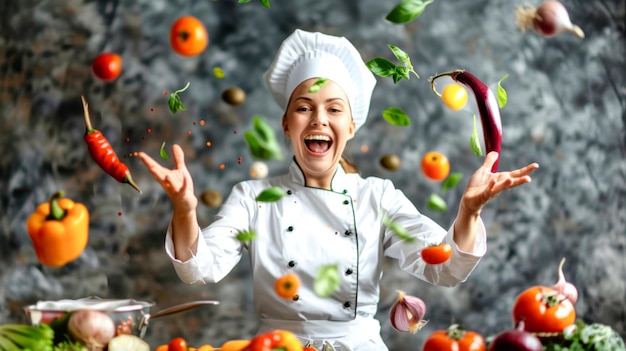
[138,144,198,214]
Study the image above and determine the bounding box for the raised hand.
[462,151,539,214]
[138,144,198,214]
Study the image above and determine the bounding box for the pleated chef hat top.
[263,29,377,131]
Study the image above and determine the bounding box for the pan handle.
[139,300,220,338]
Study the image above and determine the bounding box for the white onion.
[68,309,117,351]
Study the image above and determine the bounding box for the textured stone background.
[0,0,624,349]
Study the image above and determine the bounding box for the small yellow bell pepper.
[26,191,89,267]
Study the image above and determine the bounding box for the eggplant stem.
[428,70,466,97]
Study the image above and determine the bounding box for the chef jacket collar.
[289,157,351,194]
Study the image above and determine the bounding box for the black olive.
[221,86,246,106]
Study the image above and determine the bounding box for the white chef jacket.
[166,159,487,350]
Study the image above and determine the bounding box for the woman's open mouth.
[304,134,333,154]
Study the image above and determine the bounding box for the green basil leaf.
[314,264,341,297]
[159,141,169,160]
[238,0,251,3]
[168,82,190,114]
[259,0,271,7]
[395,66,410,81]
[236,229,257,242]
[366,58,397,77]
[256,186,286,202]
[382,107,411,126]
[427,193,448,212]
[442,172,463,193]
[383,216,416,242]
[308,78,329,93]
[497,74,509,108]
[388,44,410,67]
[385,0,435,24]
[470,114,483,157]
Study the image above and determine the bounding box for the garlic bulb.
[552,257,578,305]
[389,290,428,333]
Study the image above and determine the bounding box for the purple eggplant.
[429,70,503,172]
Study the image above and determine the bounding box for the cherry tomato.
[421,243,452,264]
[441,82,468,111]
[512,286,576,334]
[168,337,188,351]
[423,324,486,351]
[274,273,300,299]
[170,15,209,56]
[91,52,122,81]
[420,151,450,182]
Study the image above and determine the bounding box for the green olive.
[221,86,246,106]
[200,189,223,208]
[380,154,401,171]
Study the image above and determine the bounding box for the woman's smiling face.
[282,78,355,188]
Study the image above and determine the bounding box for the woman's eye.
[297,106,311,112]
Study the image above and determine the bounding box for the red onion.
[389,290,428,334]
[515,1,584,38]
[489,321,543,351]
[68,309,116,351]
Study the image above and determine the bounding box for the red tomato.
[91,52,122,81]
[512,286,576,334]
[421,243,452,264]
[421,151,450,182]
[170,15,209,56]
[423,324,486,351]
[168,337,188,351]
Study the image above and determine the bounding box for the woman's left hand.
[461,151,539,214]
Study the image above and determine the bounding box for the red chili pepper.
[80,96,141,193]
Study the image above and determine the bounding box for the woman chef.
[139,29,539,350]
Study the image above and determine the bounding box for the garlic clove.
[389,290,428,334]
[552,257,578,305]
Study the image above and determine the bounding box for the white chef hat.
[263,29,377,131]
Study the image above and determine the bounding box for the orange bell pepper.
[244,330,303,351]
[26,191,89,267]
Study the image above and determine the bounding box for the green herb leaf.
[497,74,509,109]
[236,229,257,243]
[383,216,416,242]
[255,186,286,202]
[244,115,283,160]
[386,0,435,24]
[314,264,341,297]
[168,82,191,114]
[388,44,419,78]
[366,58,397,78]
[308,78,329,93]
[442,172,463,194]
[427,193,448,211]
[259,0,271,7]
[470,114,483,157]
[382,107,411,126]
[159,141,169,160]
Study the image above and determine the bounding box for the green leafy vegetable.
[366,45,419,84]
[497,74,509,108]
[542,321,626,351]
[256,186,286,202]
[168,81,190,114]
[386,0,435,24]
[382,107,411,126]
[308,78,329,93]
[159,141,169,160]
[54,340,89,351]
[383,216,416,242]
[314,264,341,297]
[442,172,463,194]
[470,114,483,157]
[239,0,271,8]
[0,323,55,351]
[236,229,257,243]
[427,193,448,211]
[244,115,283,160]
